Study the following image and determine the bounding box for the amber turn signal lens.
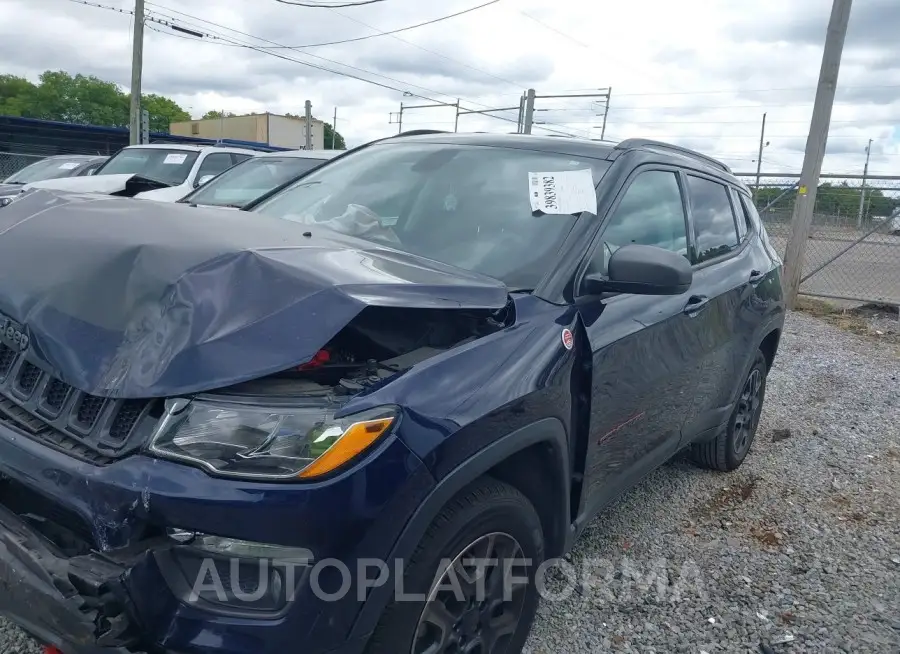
[298,417,395,479]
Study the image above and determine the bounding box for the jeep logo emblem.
[0,314,29,352]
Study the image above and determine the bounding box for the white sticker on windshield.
[58,162,80,170]
[528,169,596,215]
[163,153,188,165]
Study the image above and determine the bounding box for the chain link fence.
[738,175,900,307]
[0,152,46,180]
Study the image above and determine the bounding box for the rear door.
[679,173,756,439]
[575,167,705,518]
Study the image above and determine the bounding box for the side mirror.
[581,244,692,296]
[195,174,215,188]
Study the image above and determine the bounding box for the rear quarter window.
[741,194,782,264]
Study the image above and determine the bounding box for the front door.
[575,168,708,521]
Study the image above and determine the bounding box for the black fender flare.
[730,315,784,404]
[350,417,570,639]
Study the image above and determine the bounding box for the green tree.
[0,70,192,133]
[0,75,38,116]
[141,93,191,131]
[754,182,898,219]
[201,110,236,120]
[29,71,129,126]
[322,121,345,150]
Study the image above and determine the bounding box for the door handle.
[749,270,766,285]
[683,295,710,316]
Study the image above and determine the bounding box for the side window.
[196,153,235,181]
[686,175,739,264]
[733,189,752,240]
[590,170,689,275]
[231,153,254,166]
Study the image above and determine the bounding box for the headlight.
[149,397,397,481]
[0,196,13,207]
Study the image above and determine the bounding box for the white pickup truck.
[22,143,258,202]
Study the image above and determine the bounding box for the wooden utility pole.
[129,0,145,145]
[781,0,852,308]
[754,113,767,200]
[332,107,337,149]
[856,138,872,228]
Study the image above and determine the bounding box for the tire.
[366,477,544,654]
[690,350,768,472]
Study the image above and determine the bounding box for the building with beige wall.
[170,113,326,150]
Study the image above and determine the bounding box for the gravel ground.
[1,311,897,653]
[525,311,899,653]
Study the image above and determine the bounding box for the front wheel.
[366,477,544,654]
[691,350,768,471]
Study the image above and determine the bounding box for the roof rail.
[615,138,731,173]
[393,129,449,137]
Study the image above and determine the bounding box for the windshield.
[95,148,199,185]
[5,157,89,183]
[252,142,610,289]
[184,156,328,208]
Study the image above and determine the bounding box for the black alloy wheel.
[413,532,528,654]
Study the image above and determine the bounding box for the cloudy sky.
[2,0,899,176]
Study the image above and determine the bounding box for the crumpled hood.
[0,190,508,398]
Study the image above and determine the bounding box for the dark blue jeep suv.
[0,133,784,654]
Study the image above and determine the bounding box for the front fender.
[349,417,570,640]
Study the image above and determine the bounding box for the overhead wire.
[262,0,501,48]
[316,4,527,90]
[62,0,595,138]
[142,0,589,136]
[275,0,386,7]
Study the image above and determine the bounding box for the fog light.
[158,529,314,614]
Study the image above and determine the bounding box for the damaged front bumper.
[0,503,150,654]
[0,412,435,654]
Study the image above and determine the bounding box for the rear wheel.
[366,477,543,654]
[691,351,767,471]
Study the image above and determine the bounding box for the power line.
[517,10,590,48]
[602,119,900,125]
[275,0,386,7]
[142,1,495,106]
[321,4,525,89]
[262,0,500,48]
[602,84,900,97]
[64,0,588,137]
[143,1,588,136]
[618,134,879,139]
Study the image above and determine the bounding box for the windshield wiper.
[508,288,534,294]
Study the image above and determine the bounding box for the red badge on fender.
[561,328,574,350]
